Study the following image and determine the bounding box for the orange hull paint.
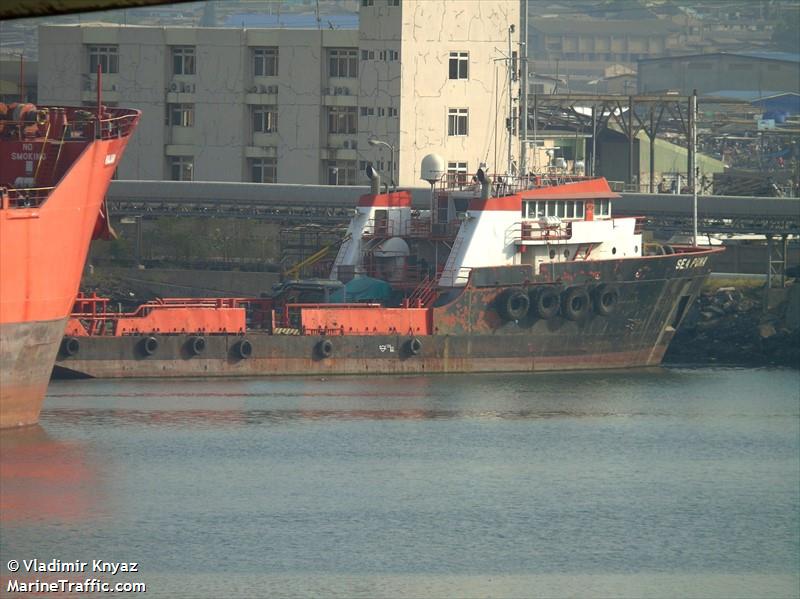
[0,107,140,428]
[300,305,431,335]
[1,135,134,324]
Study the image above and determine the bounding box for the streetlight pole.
[368,137,396,191]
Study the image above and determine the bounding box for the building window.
[252,105,278,133]
[388,50,399,61]
[172,46,195,75]
[511,50,518,81]
[389,0,400,6]
[447,108,468,136]
[250,158,277,183]
[449,52,468,79]
[169,156,193,181]
[87,45,118,74]
[361,49,375,60]
[167,103,194,127]
[329,48,358,78]
[326,160,357,185]
[362,0,373,5]
[377,107,385,117]
[360,107,374,116]
[388,107,397,117]
[447,161,468,186]
[328,106,357,134]
[253,47,278,77]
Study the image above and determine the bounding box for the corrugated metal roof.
[706,90,799,101]
[530,18,680,36]
[223,13,358,29]
[640,51,800,64]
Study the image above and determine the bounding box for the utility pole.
[691,89,698,246]
[507,24,515,178]
[519,2,528,177]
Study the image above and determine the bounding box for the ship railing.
[508,221,573,244]
[274,302,382,333]
[1,186,55,209]
[361,216,460,241]
[436,173,601,196]
[402,274,440,308]
[96,111,141,140]
[68,294,273,335]
[1,109,140,142]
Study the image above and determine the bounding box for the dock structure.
[106,180,799,286]
[108,180,800,235]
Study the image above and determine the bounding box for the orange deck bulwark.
[300,305,431,335]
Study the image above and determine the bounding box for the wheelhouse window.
[253,47,278,77]
[167,103,194,127]
[447,108,468,136]
[87,45,118,74]
[594,198,611,217]
[169,156,193,181]
[328,106,357,134]
[524,200,585,219]
[328,48,358,78]
[449,52,468,80]
[172,46,195,75]
[252,105,278,133]
[250,157,277,183]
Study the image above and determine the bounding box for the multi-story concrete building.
[37,1,519,186]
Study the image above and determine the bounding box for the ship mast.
[507,24,515,178]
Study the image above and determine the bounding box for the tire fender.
[561,287,591,321]
[530,286,560,319]
[317,339,333,359]
[593,284,620,316]
[497,288,530,321]
[61,336,80,357]
[188,336,206,356]
[141,336,159,356]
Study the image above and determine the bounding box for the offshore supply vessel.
[0,101,140,427]
[55,160,722,379]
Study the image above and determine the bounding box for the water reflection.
[0,426,103,523]
[43,407,681,428]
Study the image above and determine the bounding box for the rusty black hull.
[54,250,719,379]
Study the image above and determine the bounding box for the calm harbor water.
[1,367,798,598]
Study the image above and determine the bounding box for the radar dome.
[420,154,445,184]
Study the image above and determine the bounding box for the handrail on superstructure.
[436,172,603,197]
